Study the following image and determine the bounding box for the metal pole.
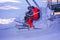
[33,0,40,8]
[57,0,58,4]
[26,0,31,6]
[47,0,52,8]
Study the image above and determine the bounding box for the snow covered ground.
[0,0,60,40]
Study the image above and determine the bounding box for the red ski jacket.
[32,7,40,20]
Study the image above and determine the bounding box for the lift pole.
[33,0,40,8]
[26,0,31,6]
[57,0,58,4]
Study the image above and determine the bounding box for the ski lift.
[26,0,40,20]
[47,0,60,21]
[15,0,41,30]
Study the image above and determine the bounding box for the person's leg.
[26,17,34,28]
[24,16,28,23]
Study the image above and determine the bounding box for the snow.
[0,0,60,40]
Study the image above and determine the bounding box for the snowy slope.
[0,0,60,40]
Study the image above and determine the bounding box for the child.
[24,6,34,28]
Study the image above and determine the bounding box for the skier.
[24,6,34,29]
[32,7,40,20]
[24,6,40,29]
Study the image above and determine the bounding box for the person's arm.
[26,13,33,16]
[26,11,33,16]
[33,10,40,15]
